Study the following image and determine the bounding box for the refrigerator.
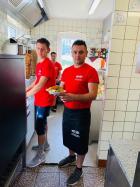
[0,55,26,184]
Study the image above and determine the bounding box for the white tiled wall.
[134,123,140,132]
[115,0,129,11]
[108,65,120,77]
[123,40,136,52]
[105,89,117,99]
[110,39,124,52]
[106,77,119,88]
[127,12,140,26]
[112,132,123,139]
[113,122,124,131]
[125,26,138,40]
[31,18,103,52]
[98,0,140,160]
[102,121,113,131]
[109,52,122,65]
[128,90,140,100]
[118,78,131,89]
[112,26,125,39]
[114,111,125,121]
[121,53,134,65]
[120,66,132,77]
[115,100,127,111]
[104,100,116,110]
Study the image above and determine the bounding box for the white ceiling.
[44,0,114,20]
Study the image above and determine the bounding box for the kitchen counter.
[110,139,140,187]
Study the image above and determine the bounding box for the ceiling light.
[37,0,44,8]
[89,0,102,15]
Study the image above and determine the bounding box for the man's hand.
[60,92,74,102]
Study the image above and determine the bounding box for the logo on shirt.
[38,70,42,76]
[71,129,80,138]
[75,75,83,81]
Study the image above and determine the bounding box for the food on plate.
[46,85,64,95]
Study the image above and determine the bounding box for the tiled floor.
[11,105,105,187]
[10,165,105,187]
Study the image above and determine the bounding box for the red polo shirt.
[61,63,99,109]
[34,58,56,107]
[53,62,62,79]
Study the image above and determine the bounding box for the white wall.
[98,0,140,160]
[31,18,103,53]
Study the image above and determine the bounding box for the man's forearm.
[26,76,48,97]
[26,80,36,92]
[26,85,33,92]
[72,92,97,102]
[26,84,42,97]
[61,92,97,103]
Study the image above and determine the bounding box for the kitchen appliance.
[0,55,26,186]
[0,0,48,27]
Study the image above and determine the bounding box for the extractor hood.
[0,0,49,28]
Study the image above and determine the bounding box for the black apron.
[62,107,91,155]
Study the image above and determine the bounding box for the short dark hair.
[36,38,50,48]
[51,52,56,55]
[72,40,87,49]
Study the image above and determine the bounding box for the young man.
[58,40,99,185]
[26,38,56,168]
[50,51,62,112]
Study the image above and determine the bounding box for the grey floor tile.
[10,165,105,187]
[59,172,69,187]
[60,172,84,187]
[58,166,70,174]
[59,166,71,186]
[37,165,60,173]
[83,173,104,187]
[34,172,59,187]
[24,166,40,173]
[59,166,84,187]
[83,167,105,174]
[10,171,37,187]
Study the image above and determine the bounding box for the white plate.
[48,90,61,96]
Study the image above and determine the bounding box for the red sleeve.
[61,69,66,82]
[58,62,62,71]
[88,68,99,83]
[59,63,62,70]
